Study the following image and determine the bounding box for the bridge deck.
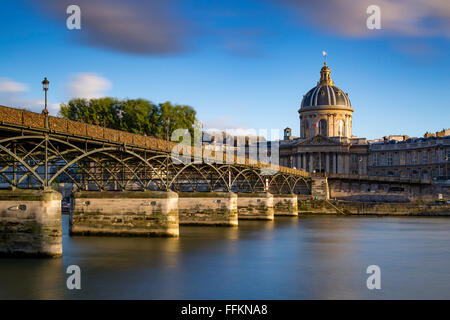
[0,105,308,178]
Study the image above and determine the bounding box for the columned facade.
[282,146,367,175]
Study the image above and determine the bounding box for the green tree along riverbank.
[59,98,198,139]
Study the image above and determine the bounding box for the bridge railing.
[0,105,309,178]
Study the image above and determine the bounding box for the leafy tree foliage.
[59,98,198,138]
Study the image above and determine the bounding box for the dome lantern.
[318,62,334,86]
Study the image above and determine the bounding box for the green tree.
[118,99,158,135]
[157,101,197,139]
[59,97,198,139]
[59,97,120,128]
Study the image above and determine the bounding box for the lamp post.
[42,77,49,129]
[42,77,49,114]
[41,77,50,188]
[165,117,170,191]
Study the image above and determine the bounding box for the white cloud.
[41,0,187,55]
[0,78,28,94]
[0,74,112,116]
[201,116,273,140]
[202,115,248,131]
[48,102,61,115]
[277,0,450,38]
[66,73,112,99]
[0,77,60,115]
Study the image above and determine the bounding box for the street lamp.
[42,77,49,116]
[165,117,170,190]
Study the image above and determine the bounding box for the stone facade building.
[280,63,449,180]
[280,62,369,175]
[367,132,450,179]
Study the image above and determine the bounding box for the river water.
[1,214,450,299]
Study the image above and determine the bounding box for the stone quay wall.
[311,176,330,200]
[0,189,62,257]
[178,192,238,226]
[328,179,441,202]
[237,193,274,220]
[70,191,179,237]
[298,199,450,216]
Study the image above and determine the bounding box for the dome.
[300,63,351,108]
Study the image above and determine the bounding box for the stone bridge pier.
[70,191,179,237]
[178,192,238,226]
[273,194,298,216]
[0,189,62,257]
[237,193,275,220]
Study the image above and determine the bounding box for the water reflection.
[0,214,449,299]
[0,257,64,299]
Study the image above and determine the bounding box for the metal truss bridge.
[0,105,311,194]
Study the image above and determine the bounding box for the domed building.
[279,60,449,183]
[280,62,369,175]
[299,62,353,139]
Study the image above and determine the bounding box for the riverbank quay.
[298,199,450,216]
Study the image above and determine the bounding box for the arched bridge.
[0,105,310,194]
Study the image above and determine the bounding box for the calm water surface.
[1,215,450,299]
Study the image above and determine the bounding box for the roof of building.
[368,134,450,146]
[300,63,351,109]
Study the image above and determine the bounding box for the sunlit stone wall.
[70,191,179,237]
[178,192,238,226]
[237,193,274,220]
[0,189,62,257]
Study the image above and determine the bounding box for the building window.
[387,153,393,166]
[319,119,327,136]
[337,120,344,137]
[400,152,406,165]
[421,151,427,163]
[352,155,357,163]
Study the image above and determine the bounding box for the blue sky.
[0,0,448,139]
